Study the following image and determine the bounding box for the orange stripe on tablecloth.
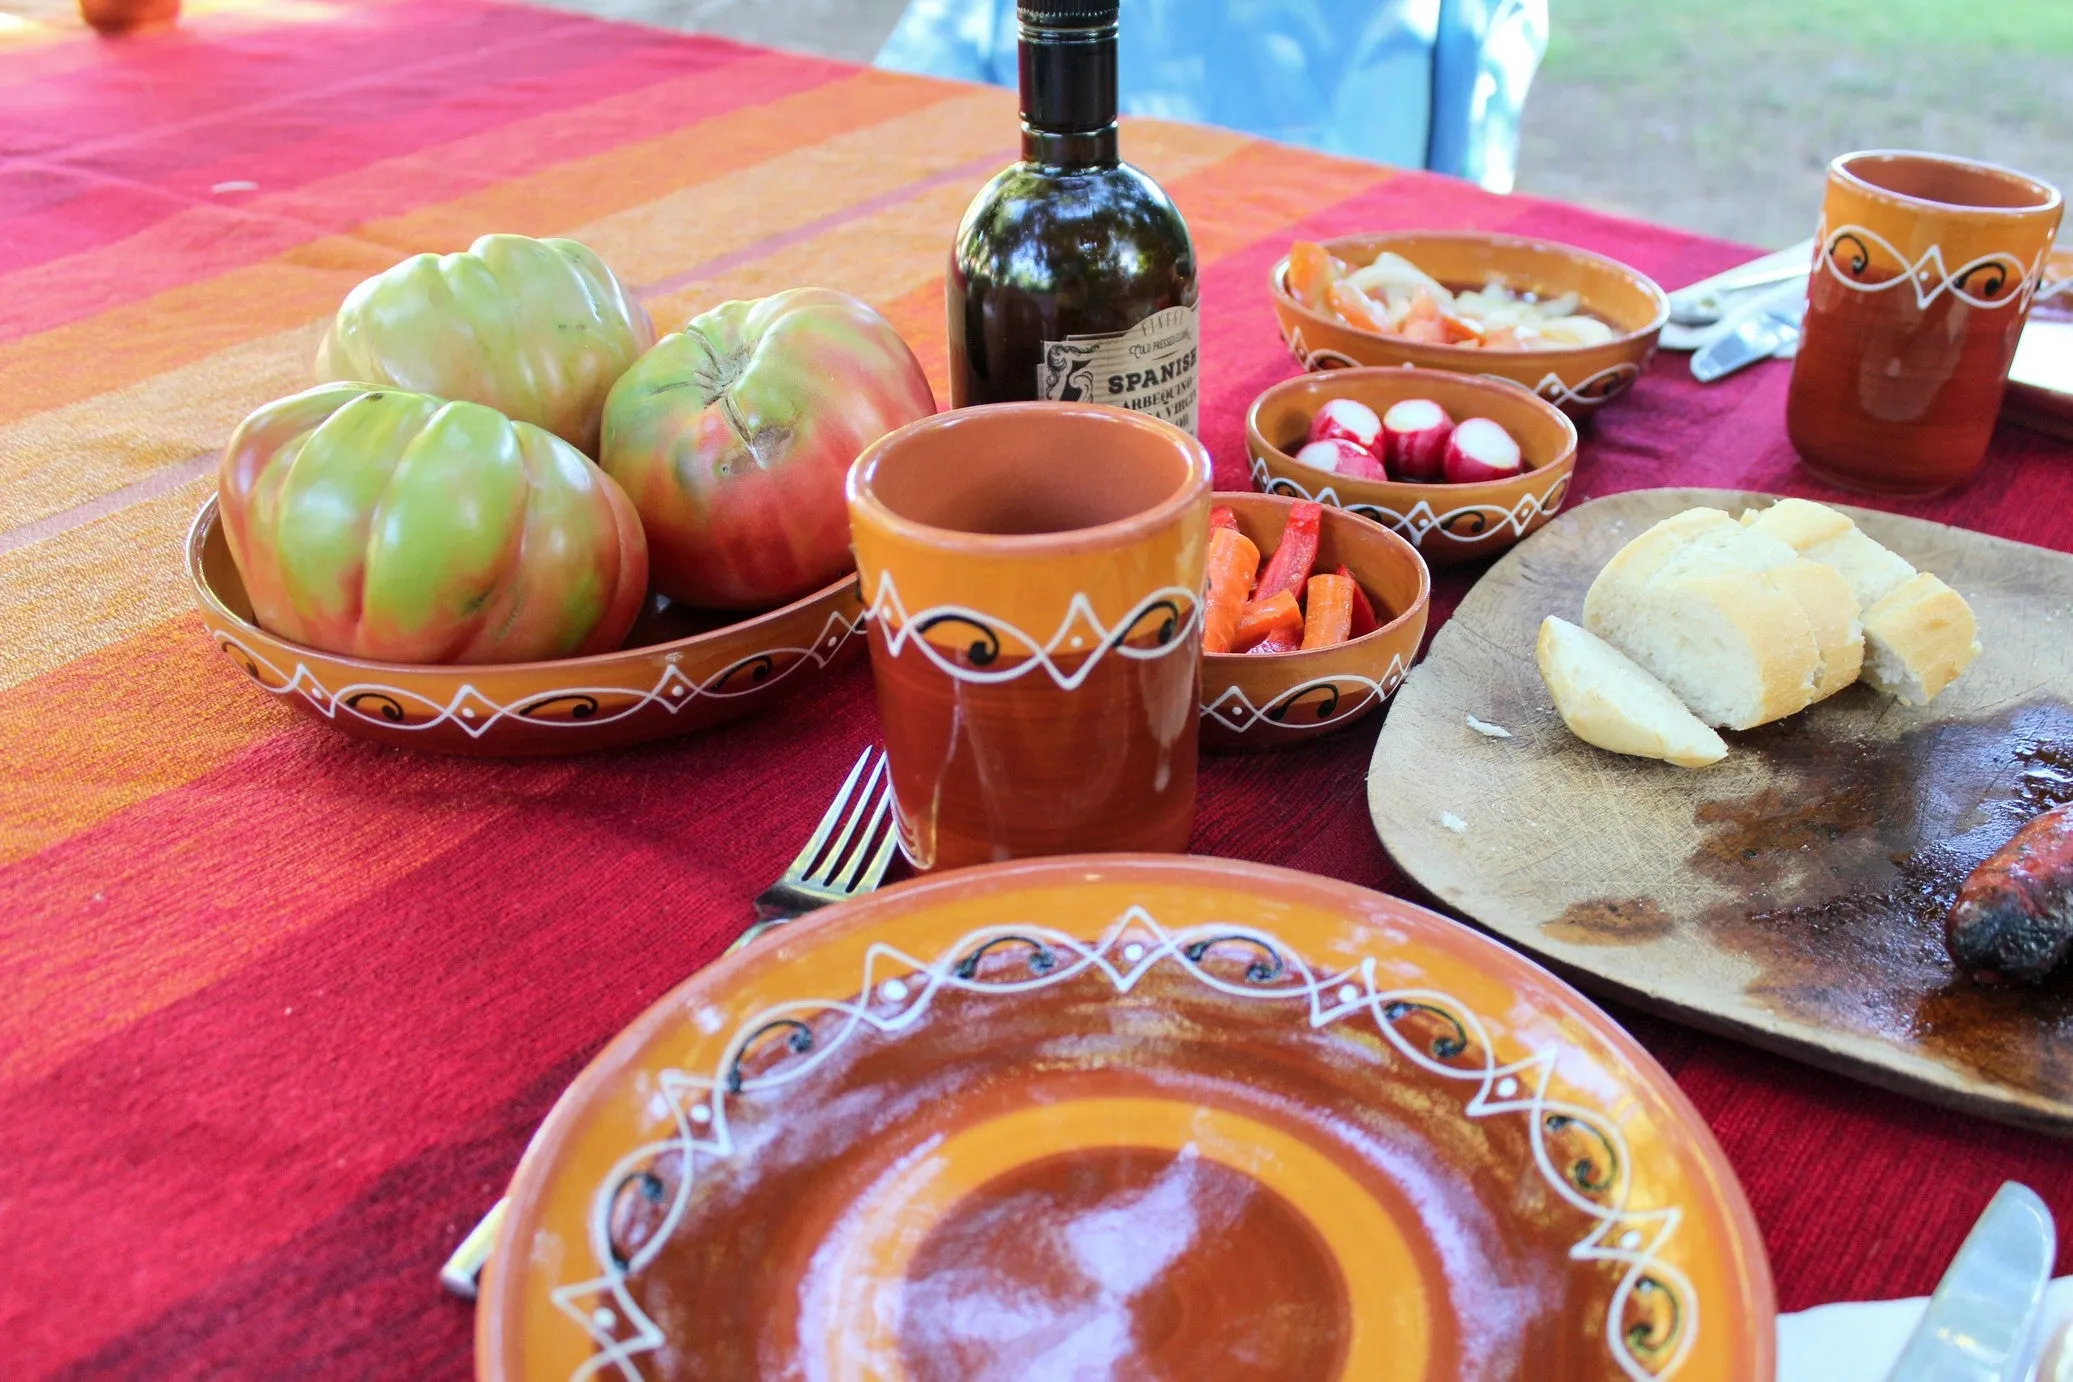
[0,68,970,428]
[0,47,838,341]
[0,614,292,867]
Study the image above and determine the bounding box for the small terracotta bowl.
[1200,492,1430,753]
[1268,231,1669,416]
[187,497,864,756]
[1247,367,1578,567]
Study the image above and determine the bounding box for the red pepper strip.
[1209,504,1240,533]
[1254,502,1322,605]
[1337,563,1380,637]
[1245,626,1304,655]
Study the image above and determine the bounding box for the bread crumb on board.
[1466,714,1512,739]
[1438,811,1468,834]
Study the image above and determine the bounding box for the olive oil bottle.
[947,0,1200,433]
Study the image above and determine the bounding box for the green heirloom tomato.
[218,383,648,665]
[599,288,936,610]
[315,234,654,456]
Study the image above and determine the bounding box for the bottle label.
[1034,304,1199,435]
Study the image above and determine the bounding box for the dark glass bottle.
[947,0,1200,434]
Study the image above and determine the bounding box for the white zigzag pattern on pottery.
[864,570,1198,689]
[1249,456,1569,547]
[211,608,861,738]
[550,905,1697,1382]
[1201,658,1411,732]
[1817,220,2049,311]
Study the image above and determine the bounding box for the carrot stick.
[1301,573,1355,650]
[1210,504,1240,533]
[1336,563,1381,637]
[1201,527,1260,655]
[1246,627,1305,655]
[1231,590,1301,652]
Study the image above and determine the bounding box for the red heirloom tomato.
[599,288,936,610]
[218,383,648,665]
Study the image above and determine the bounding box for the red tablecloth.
[3,0,2070,1374]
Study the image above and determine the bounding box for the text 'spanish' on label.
[1034,304,1201,435]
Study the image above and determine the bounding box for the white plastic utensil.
[1885,1182,2057,1382]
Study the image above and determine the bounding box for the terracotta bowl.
[1200,492,1429,752]
[186,497,863,756]
[1247,366,1579,566]
[478,855,1776,1382]
[1269,231,1670,416]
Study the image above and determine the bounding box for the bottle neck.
[1018,19,1119,169]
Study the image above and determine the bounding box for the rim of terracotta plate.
[476,852,1778,1382]
[185,495,859,675]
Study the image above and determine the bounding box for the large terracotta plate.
[478,855,1773,1382]
[187,497,863,756]
[1369,488,2073,1134]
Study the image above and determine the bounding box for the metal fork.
[438,745,898,1300]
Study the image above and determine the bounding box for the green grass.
[1519,0,2071,245]
[1546,0,2073,77]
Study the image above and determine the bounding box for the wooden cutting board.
[1370,487,2073,1134]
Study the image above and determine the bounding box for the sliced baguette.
[1538,616,1728,768]
[1589,561,1821,730]
[1860,573,1982,705]
[1581,508,1740,636]
[1742,497,1977,703]
[1656,528,1862,704]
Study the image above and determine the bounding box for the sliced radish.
[1382,398,1454,481]
[1305,398,1383,452]
[1294,438,1385,480]
[1442,416,1525,484]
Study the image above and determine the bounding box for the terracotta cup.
[847,403,1213,871]
[79,0,179,30]
[1787,150,2062,495]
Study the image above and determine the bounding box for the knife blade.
[1885,1181,2056,1382]
[1691,280,1808,383]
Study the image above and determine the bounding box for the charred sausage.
[1946,803,2073,984]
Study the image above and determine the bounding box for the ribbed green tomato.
[218,383,649,665]
[315,234,654,456]
[599,288,936,610]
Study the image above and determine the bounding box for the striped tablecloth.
[6,0,2072,1373]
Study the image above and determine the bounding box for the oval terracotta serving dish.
[1249,366,1579,566]
[1270,231,1670,416]
[479,855,1775,1382]
[1201,492,1430,752]
[186,497,863,756]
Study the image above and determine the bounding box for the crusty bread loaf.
[1655,529,1863,705]
[1740,498,1975,704]
[1537,616,1728,768]
[1587,561,1820,729]
[1581,508,1739,636]
[1764,558,1865,699]
[1860,573,1982,705]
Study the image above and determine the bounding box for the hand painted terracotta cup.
[847,403,1213,871]
[1787,150,2063,495]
